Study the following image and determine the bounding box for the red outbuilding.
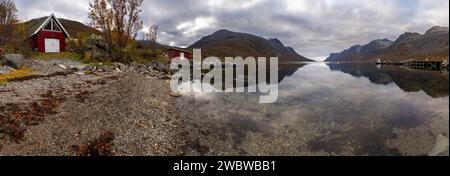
[28,14,70,53]
[167,48,191,60]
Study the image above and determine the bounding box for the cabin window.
[44,21,52,30]
[53,22,61,32]
[43,18,62,32]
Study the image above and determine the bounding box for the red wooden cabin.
[28,14,70,53]
[167,48,191,60]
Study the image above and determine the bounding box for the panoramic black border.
[0,156,447,175]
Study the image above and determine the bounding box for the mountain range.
[189,29,313,62]
[326,26,449,62]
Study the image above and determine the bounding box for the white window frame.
[42,18,62,32]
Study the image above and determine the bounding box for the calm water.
[177,63,449,156]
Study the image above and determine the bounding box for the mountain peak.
[396,32,421,42]
[189,30,313,62]
[350,45,363,49]
[269,38,284,46]
[367,39,394,48]
[212,29,234,35]
[373,38,393,42]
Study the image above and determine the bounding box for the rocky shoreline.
[0,58,186,156]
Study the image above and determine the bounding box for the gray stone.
[115,67,123,73]
[158,74,170,80]
[57,64,68,70]
[148,62,158,69]
[74,71,86,75]
[0,66,14,74]
[114,62,127,71]
[154,62,171,73]
[83,39,111,61]
[69,65,87,70]
[84,66,94,71]
[169,92,181,97]
[429,134,449,156]
[1,54,25,69]
[102,66,115,72]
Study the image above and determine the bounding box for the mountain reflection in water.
[327,63,449,98]
[177,63,449,156]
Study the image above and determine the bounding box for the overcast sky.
[15,0,449,61]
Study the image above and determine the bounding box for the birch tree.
[88,0,143,49]
[0,0,19,45]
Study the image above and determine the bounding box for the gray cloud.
[15,0,449,61]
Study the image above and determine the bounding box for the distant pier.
[376,59,448,71]
[408,61,444,70]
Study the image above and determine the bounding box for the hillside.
[189,29,313,62]
[326,26,449,62]
[23,17,101,37]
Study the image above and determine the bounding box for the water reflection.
[278,64,306,82]
[177,63,449,156]
[328,63,449,98]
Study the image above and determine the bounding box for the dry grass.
[0,68,34,84]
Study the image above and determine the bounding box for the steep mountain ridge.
[189,29,313,62]
[326,26,449,62]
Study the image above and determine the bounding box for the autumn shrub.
[109,47,132,63]
[1,24,32,57]
[67,34,166,64]
[66,38,82,53]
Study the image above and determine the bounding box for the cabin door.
[44,38,60,53]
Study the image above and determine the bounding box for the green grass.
[5,47,170,67]
[31,51,112,66]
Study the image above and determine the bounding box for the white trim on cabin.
[29,13,70,37]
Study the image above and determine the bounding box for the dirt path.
[0,71,187,156]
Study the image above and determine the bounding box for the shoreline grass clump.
[0,68,33,84]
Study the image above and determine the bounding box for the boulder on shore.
[428,134,449,156]
[83,39,111,61]
[1,54,25,69]
[0,66,14,74]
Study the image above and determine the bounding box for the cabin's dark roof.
[26,17,48,36]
